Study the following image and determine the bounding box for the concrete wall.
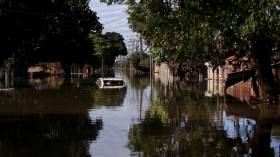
[204,62,235,81]
[154,63,179,85]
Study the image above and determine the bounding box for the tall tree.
[0,0,102,76]
[88,32,127,67]
[101,0,280,100]
[103,32,127,66]
[88,33,110,67]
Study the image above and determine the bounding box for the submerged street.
[0,69,279,157]
[1,0,280,156]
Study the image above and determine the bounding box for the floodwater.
[0,69,280,157]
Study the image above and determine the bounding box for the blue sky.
[89,0,137,46]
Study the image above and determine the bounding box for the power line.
[1,9,90,16]
[102,16,127,25]
[96,8,127,13]
[106,25,128,31]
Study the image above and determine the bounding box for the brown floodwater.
[0,69,279,157]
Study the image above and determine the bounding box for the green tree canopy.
[130,51,149,71]
[0,0,102,71]
[89,32,127,67]
[89,33,110,58]
[103,32,127,56]
[101,0,280,99]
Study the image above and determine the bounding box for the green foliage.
[130,51,149,71]
[89,33,110,58]
[130,52,141,68]
[88,32,127,67]
[103,32,128,57]
[100,0,125,5]
[104,0,280,71]
[0,0,102,69]
[104,0,280,96]
[91,88,127,107]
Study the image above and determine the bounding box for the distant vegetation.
[116,51,150,72]
[88,32,127,67]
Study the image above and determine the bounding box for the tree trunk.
[251,121,272,157]
[251,39,277,101]
[62,63,71,86]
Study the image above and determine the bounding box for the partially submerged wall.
[154,63,179,85]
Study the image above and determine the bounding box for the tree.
[101,0,280,100]
[0,0,48,65]
[88,33,110,68]
[130,51,149,71]
[103,32,128,66]
[88,32,127,67]
[34,0,102,79]
[0,0,102,77]
[103,32,127,56]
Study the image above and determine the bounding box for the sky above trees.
[89,0,137,47]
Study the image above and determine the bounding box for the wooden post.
[4,69,9,88]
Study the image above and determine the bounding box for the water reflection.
[0,76,104,157]
[128,76,280,157]
[0,115,102,157]
[1,70,280,156]
[28,76,64,89]
[92,87,127,108]
[129,79,232,156]
[225,84,280,157]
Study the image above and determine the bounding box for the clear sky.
[89,0,138,47]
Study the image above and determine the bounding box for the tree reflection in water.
[0,115,103,157]
[1,70,280,156]
[0,77,104,157]
[128,78,280,157]
[226,94,280,157]
[91,87,127,108]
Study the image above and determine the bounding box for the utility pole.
[135,38,139,52]
[139,36,143,52]
[131,39,135,53]
[128,45,132,70]
[139,36,143,62]
[101,56,104,78]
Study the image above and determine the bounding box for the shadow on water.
[2,70,280,157]
[225,94,280,157]
[0,114,103,157]
[0,75,105,157]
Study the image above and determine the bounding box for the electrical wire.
[1,8,91,16]
[96,8,127,13]
[102,16,127,25]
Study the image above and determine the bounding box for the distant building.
[28,62,64,78]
